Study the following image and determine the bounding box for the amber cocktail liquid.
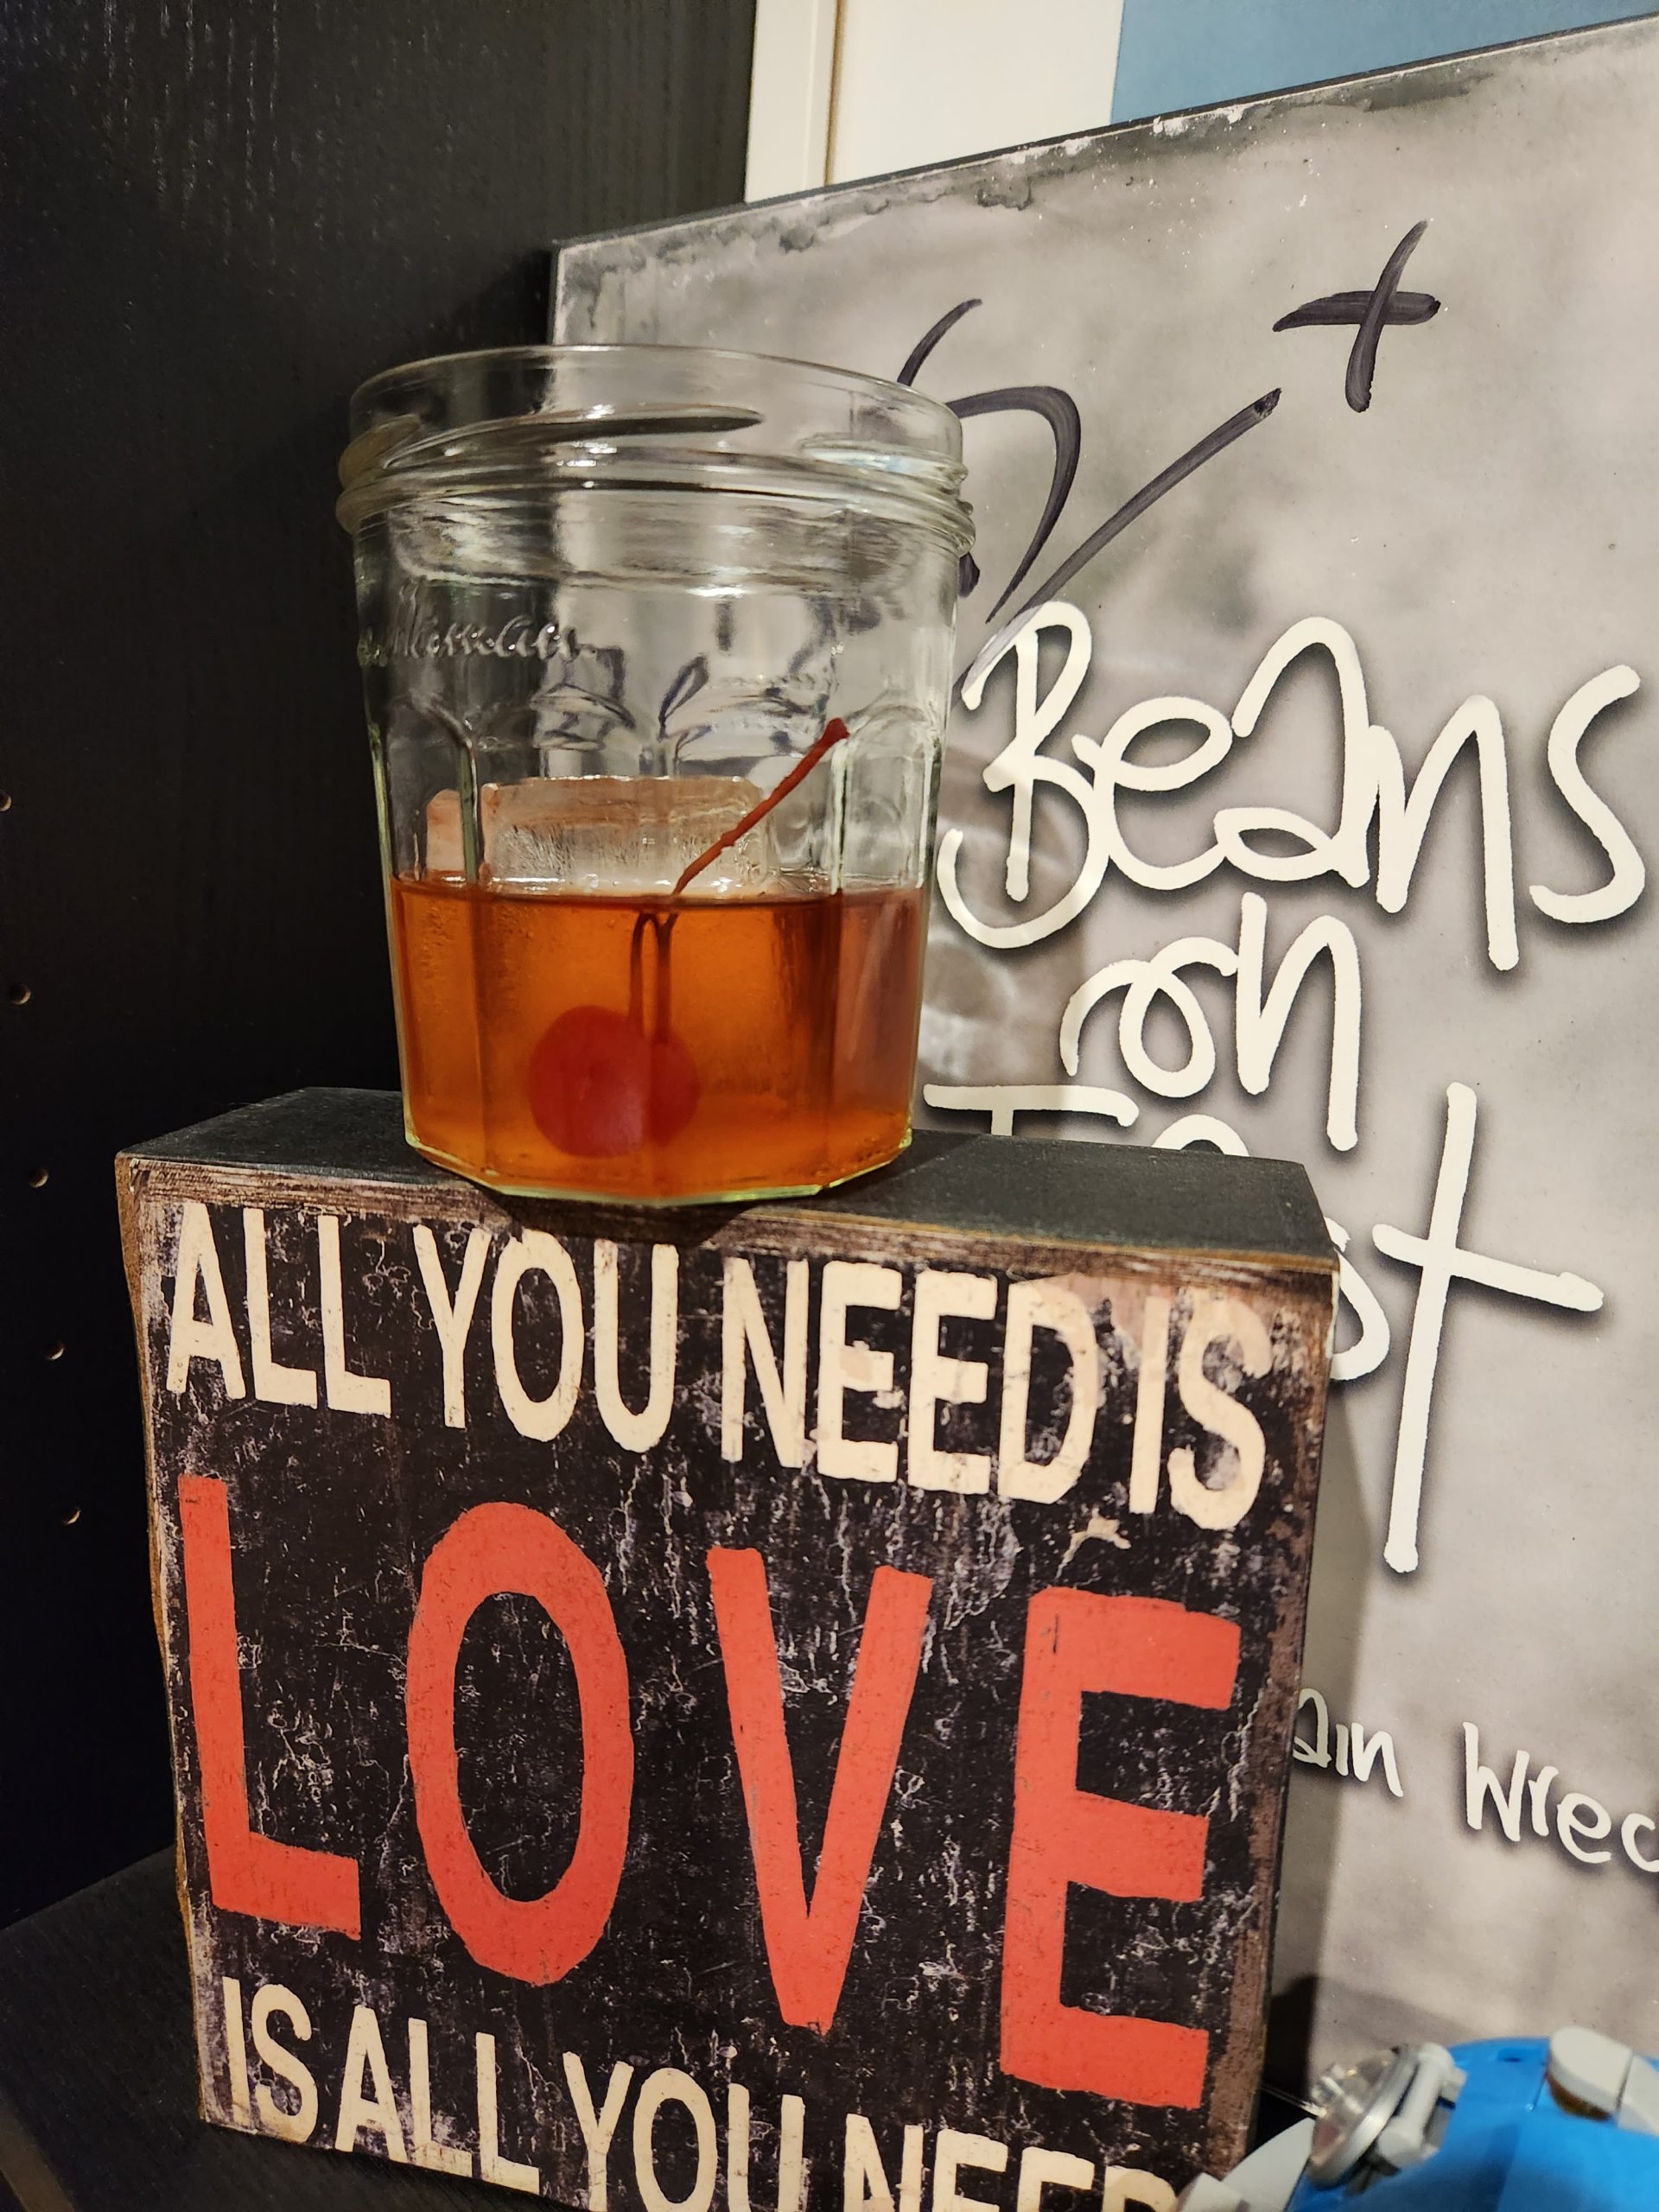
[340,344,969,1201]
[392,874,925,1203]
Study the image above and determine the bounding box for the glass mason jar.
[338,345,971,1205]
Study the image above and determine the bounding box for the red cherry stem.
[613,716,852,1050]
[670,716,851,897]
[627,908,675,1040]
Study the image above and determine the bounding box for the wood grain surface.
[0,0,755,1928]
[119,1092,1335,2196]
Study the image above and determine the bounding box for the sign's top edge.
[549,10,1659,277]
[120,1088,442,1188]
[117,1089,1338,1274]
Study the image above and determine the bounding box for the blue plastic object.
[1287,2037,1659,2210]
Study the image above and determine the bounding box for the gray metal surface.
[553,16,1659,2080]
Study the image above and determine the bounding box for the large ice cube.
[423,777,774,893]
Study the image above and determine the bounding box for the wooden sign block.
[118,1090,1335,2205]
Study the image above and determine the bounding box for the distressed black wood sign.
[118,1090,1335,2206]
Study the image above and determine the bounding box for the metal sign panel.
[553,16,1659,2077]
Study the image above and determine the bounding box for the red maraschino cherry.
[527,718,850,1159]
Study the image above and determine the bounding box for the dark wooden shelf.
[0,1853,1313,2208]
[0,1854,505,2209]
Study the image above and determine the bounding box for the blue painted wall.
[1110,0,1656,120]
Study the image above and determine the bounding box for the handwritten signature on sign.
[897,221,1440,664]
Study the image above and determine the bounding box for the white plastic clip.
[1374,2044,1465,2171]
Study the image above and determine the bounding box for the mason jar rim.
[337,341,975,553]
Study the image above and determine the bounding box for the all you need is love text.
[154,1198,1313,2209]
